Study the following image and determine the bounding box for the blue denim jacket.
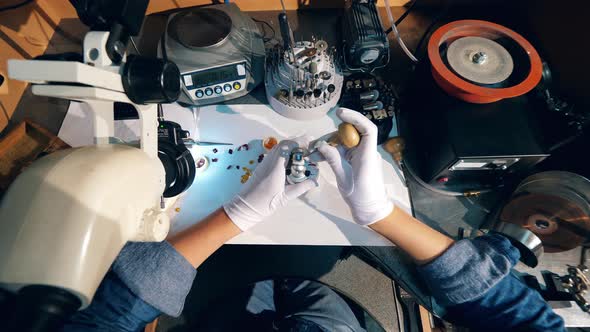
[419,234,565,331]
[62,235,565,332]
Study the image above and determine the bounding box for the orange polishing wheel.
[428,20,543,104]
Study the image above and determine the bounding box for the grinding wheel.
[446,36,514,85]
[428,20,543,104]
[500,171,590,253]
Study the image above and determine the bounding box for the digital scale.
[160,3,265,106]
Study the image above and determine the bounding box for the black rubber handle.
[278,13,294,51]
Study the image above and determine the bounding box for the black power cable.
[384,0,417,34]
[252,17,277,43]
[0,0,34,13]
[412,0,454,60]
[412,13,445,60]
[394,0,416,26]
[384,0,454,60]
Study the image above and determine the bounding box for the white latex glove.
[317,108,394,226]
[223,140,318,231]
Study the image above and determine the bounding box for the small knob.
[309,61,318,74]
[133,208,170,242]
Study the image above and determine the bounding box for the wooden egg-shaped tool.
[334,123,361,148]
[384,137,406,163]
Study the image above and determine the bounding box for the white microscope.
[0,0,195,330]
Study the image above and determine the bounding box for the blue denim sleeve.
[111,241,196,317]
[418,234,565,332]
[62,272,160,332]
[63,241,196,331]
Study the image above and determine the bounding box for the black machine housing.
[342,0,389,71]
[400,62,550,192]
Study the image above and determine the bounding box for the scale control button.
[195,90,204,98]
[214,86,222,94]
[233,82,242,90]
[237,64,246,76]
[224,84,232,92]
[205,88,213,96]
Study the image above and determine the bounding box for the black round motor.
[122,55,181,104]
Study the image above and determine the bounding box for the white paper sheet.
[167,104,410,246]
[58,102,410,246]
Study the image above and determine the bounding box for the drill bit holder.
[265,36,343,120]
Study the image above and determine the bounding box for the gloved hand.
[317,108,394,225]
[223,140,318,231]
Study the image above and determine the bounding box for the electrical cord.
[0,0,34,12]
[385,0,417,34]
[129,36,140,55]
[394,0,416,26]
[413,0,453,60]
[383,0,419,63]
[252,17,277,43]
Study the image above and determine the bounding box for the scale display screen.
[191,66,235,86]
[183,63,246,89]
